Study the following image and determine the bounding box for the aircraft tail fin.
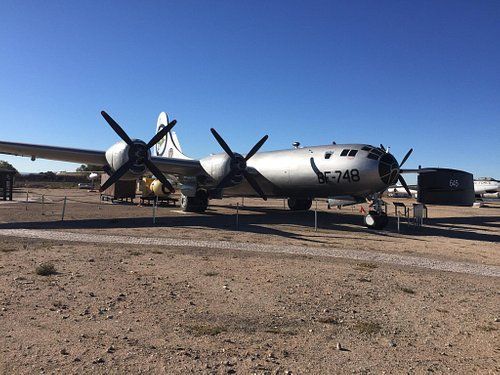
[155,112,191,159]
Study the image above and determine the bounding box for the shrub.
[35,263,57,276]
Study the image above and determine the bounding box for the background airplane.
[474,177,500,198]
[386,184,418,198]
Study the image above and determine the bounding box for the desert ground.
[0,188,498,374]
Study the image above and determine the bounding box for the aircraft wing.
[150,156,204,176]
[0,140,204,177]
[0,140,107,165]
[400,168,437,174]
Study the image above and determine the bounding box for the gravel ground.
[0,189,498,374]
[0,229,498,278]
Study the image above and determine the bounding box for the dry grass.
[358,276,371,282]
[128,250,142,256]
[186,324,226,337]
[35,263,57,276]
[477,324,497,332]
[399,286,416,294]
[0,248,17,253]
[318,317,340,324]
[264,327,298,335]
[203,271,219,277]
[355,262,379,270]
[353,321,381,335]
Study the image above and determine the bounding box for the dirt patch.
[0,189,499,373]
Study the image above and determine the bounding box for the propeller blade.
[400,148,413,167]
[398,175,413,197]
[216,171,236,190]
[101,111,133,145]
[99,161,133,192]
[144,159,175,193]
[103,164,113,176]
[147,120,177,149]
[243,171,267,200]
[380,144,386,152]
[245,135,269,161]
[210,128,235,159]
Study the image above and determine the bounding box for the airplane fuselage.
[201,144,397,199]
[474,179,500,195]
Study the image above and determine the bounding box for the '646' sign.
[449,179,460,188]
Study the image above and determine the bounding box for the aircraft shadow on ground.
[0,205,498,243]
[0,207,370,244]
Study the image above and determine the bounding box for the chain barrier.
[13,191,161,224]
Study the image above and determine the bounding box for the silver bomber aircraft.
[0,111,417,229]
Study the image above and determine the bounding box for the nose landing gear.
[363,210,389,229]
[364,194,388,229]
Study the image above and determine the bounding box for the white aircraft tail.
[155,112,191,159]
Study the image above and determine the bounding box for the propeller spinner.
[99,111,177,193]
[210,128,269,200]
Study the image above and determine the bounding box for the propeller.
[397,148,413,197]
[210,128,269,200]
[99,111,177,193]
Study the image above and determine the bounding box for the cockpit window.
[340,149,349,156]
[324,151,333,159]
[361,146,372,151]
[348,150,358,157]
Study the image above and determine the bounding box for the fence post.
[61,196,67,221]
[236,202,239,230]
[397,212,400,233]
[41,195,45,216]
[152,196,157,224]
[314,200,318,232]
[25,191,29,210]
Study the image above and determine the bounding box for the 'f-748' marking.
[317,169,360,184]
[309,158,361,184]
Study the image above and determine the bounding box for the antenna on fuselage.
[292,142,301,149]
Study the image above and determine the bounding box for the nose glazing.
[378,153,399,185]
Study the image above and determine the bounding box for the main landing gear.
[287,198,312,211]
[180,190,208,213]
[363,194,388,229]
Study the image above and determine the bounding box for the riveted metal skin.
[199,144,399,199]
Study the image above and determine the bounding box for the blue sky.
[0,0,499,179]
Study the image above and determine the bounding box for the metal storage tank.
[417,168,474,206]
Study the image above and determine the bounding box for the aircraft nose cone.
[378,153,399,186]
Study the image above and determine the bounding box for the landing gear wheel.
[364,210,388,229]
[180,190,208,213]
[287,198,313,211]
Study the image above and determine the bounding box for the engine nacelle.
[105,141,148,176]
[200,153,235,185]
